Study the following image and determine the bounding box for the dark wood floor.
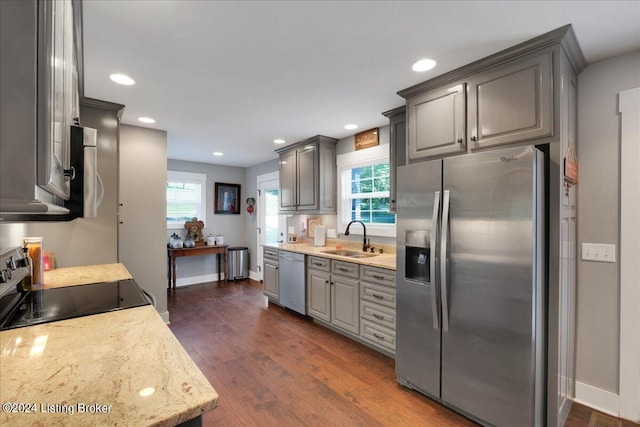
[167,279,637,427]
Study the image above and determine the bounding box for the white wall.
[166,159,246,286]
[576,49,640,398]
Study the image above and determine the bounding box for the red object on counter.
[43,252,51,271]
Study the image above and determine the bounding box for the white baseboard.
[158,310,170,324]
[249,270,260,281]
[574,381,619,417]
[175,273,219,287]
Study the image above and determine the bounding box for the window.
[167,171,207,229]
[337,145,396,237]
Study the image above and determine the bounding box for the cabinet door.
[331,275,359,334]
[407,83,466,161]
[263,260,279,300]
[296,144,318,210]
[468,52,552,150]
[307,269,331,322]
[279,150,297,211]
[388,112,406,213]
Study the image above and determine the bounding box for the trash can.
[228,247,249,280]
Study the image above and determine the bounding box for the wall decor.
[354,128,379,151]
[307,217,321,237]
[214,182,241,214]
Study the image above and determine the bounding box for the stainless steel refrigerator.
[396,145,545,426]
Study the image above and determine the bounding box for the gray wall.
[576,49,640,393]
[166,159,246,283]
[244,158,279,274]
[119,124,168,318]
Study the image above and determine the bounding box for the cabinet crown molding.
[398,24,586,99]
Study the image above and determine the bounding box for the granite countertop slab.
[1,264,218,426]
[265,242,397,271]
[43,263,132,288]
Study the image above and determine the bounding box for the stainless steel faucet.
[344,220,370,252]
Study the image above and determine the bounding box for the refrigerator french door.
[396,145,545,426]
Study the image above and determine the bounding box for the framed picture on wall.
[214,182,241,214]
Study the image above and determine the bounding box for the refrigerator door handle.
[441,190,450,332]
[430,191,440,330]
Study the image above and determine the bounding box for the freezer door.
[395,160,442,398]
[440,146,544,426]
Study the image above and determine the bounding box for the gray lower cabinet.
[263,248,279,301]
[307,257,359,335]
[468,52,553,150]
[276,135,338,214]
[359,265,396,354]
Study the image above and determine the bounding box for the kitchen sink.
[320,250,378,258]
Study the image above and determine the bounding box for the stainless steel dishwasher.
[278,251,306,315]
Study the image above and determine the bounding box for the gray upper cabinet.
[382,106,406,213]
[398,25,585,162]
[406,83,466,160]
[468,52,552,150]
[276,135,338,214]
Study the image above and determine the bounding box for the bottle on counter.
[22,237,43,288]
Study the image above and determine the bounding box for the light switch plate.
[581,243,616,262]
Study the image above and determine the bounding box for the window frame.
[336,145,396,238]
[166,170,207,230]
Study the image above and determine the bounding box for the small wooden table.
[167,245,228,293]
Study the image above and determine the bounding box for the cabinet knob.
[471,136,478,142]
[457,139,463,144]
[325,280,329,284]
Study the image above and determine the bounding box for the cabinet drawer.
[361,320,396,352]
[331,260,359,279]
[307,256,330,271]
[263,247,279,261]
[360,265,396,287]
[361,301,396,330]
[361,281,396,309]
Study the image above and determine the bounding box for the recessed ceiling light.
[138,117,155,124]
[344,124,358,130]
[109,73,135,85]
[274,139,286,144]
[213,152,223,156]
[412,58,437,72]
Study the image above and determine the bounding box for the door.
[468,52,552,150]
[263,259,279,300]
[407,83,466,161]
[296,143,318,210]
[307,268,331,322]
[395,159,442,398]
[279,150,297,211]
[257,172,284,281]
[440,146,543,426]
[331,275,359,334]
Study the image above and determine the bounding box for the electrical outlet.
[581,243,616,262]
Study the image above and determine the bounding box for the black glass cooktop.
[1,279,150,331]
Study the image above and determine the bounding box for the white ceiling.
[82,1,640,167]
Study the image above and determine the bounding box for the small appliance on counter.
[287,233,298,244]
[314,226,326,247]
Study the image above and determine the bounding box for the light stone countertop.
[265,241,397,271]
[1,264,218,426]
[43,263,132,288]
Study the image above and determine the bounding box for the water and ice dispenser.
[404,230,430,283]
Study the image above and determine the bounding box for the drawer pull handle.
[339,267,349,272]
[372,293,384,299]
[313,262,323,266]
[373,333,385,341]
[372,313,384,320]
[373,274,385,280]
